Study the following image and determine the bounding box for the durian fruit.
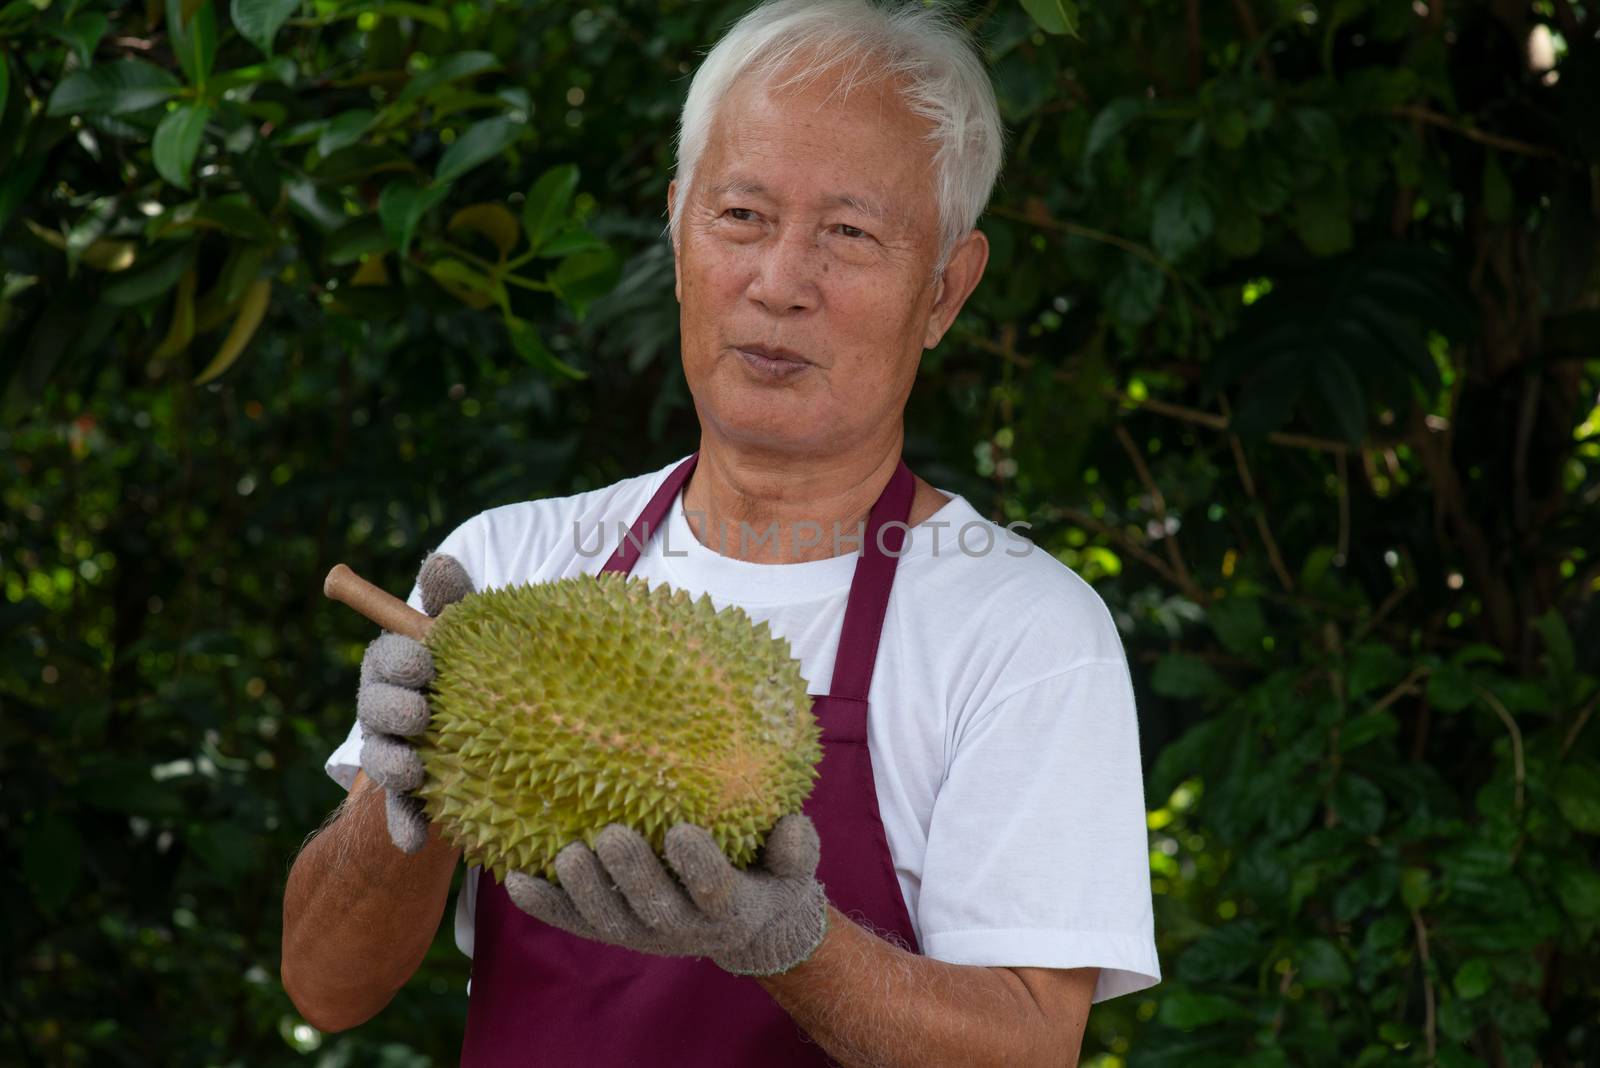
[414,573,821,883]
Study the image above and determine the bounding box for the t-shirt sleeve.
[916,658,1161,1003]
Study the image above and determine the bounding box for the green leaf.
[362,2,449,29]
[1152,172,1214,261]
[548,245,621,313]
[48,12,109,63]
[1400,865,1432,910]
[1427,662,1476,711]
[1157,989,1248,1029]
[231,0,301,55]
[1338,710,1399,752]
[1331,774,1386,835]
[538,228,606,258]
[47,60,181,117]
[1297,938,1352,989]
[522,163,579,254]
[1292,172,1354,256]
[1534,609,1576,681]
[1554,865,1600,919]
[378,179,451,256]
[166,0,218,89]
[326,217,393,264]
[1151,653,1221,699]
[102,242,197,306]
[1020,0,1079,36]
[1103,258,1165,326]
[397,51,499,105]
[1453,959,1492,1000]
[316,109,374,157]
[1177,921,1263,983]
[1313,355,1367,444]
[1208,596,1265,657]
[435,117,524,183]
[1082,97,1142,172]
[153,104,211,189]
[1347,643,1408,698]
[1554,763,1600,834]
[505,316,585,380]
[152,197,276,242]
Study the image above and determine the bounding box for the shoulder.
[429,459,685,589]
[899,495,1124,666]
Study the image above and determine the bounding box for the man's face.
[670,66,986,459]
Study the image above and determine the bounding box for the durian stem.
[324,564,433,641]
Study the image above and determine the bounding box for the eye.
[834,223,868,239]
[725,207,760,222]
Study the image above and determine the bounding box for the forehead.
[697,63,938,224]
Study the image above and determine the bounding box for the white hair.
[670,0,1003,267]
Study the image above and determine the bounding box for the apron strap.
[828,460,914,701]
[601,454,699,574]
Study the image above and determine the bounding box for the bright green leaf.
[1454,958,1492,1000]
[1020,0,1079,36]
[231,0,302,54]
[435,117,524,183]
[378,179,452,256]
[397,51,498,105]
[166,0,218,89]
[548,245,621,314]
[505,316,586,380]
[153,104,211,189]
[46,61,181,117]
[1400,866,1432,910]
[522,163,579,254]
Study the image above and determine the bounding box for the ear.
[666,179,682,303]
[923,228,989,350]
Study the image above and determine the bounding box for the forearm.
[758,907,1090,1068]
[280,772,461,1031]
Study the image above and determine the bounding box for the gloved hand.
[505,814,828,977]
[356,551,473,854]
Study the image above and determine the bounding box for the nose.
[746,225,820,316]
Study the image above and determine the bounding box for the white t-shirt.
[327,458,1160,1002]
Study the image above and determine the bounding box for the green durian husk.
[414,573,821,883]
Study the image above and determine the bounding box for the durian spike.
[324,563,433,641]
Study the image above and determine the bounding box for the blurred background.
[3,0,1599,1064]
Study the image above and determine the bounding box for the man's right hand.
[356,551,473,853]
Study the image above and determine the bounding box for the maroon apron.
[460,453,921,1066]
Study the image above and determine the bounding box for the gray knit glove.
[356,551,473,853]
[504,814,829,976]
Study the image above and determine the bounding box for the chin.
[702,392,832,455]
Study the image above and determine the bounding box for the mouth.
[732,343,813,380]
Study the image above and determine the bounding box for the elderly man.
[281,1,1159,1064]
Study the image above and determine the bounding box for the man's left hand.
[505,814,828,976]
